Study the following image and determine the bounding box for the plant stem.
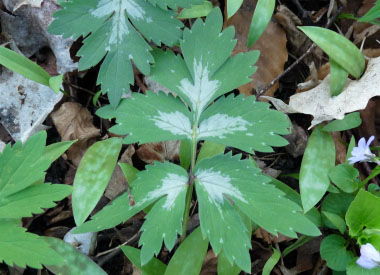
[180,121,198,242]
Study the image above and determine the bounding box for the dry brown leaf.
[51,102,100,166]
[200,250,218,275]
[254,228,293,244]
[225,0,288,97]
[264,57,380,129]
[104,145,135,200]
[330,132,347,164]
[136,141,180,164]
[284,123,308,158]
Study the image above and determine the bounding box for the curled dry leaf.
[263,57,380,129]
[13,0,43,12]
[225,0,288,97]
[136,141,180,164]
[51,102,99,166]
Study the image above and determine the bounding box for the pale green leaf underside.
[48,0,186,107]
[0,183,72,219]
[44,237,107,275]
[194,153,320,271]
[149,9,259,120]
[73,138,122,226]
[0,223,63,269]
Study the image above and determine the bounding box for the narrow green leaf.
[329,58,348,96]
[0,223,63,269]
[320,234,354,271]
[262,247,281,275]
[119,163,139,184]
[177,1,213,19]
[346,189,380,236]
[361,166,380,186]
[247,0,275,47]
[121,246,166,275]
[298,26,365,78]
[227,0,243,18]
[49,74,63,94]
[282,236,314,257]
[164,227,208,275]
[329,164,359,193]
[197,141,225,163]
[321,193,354,231]
[300,127,335,213]
[322,211,346,234]
[346,136,356,163]
[44,237,107,274]
[323,112,362,132]
[179,139,191,170]
[217,250,241,275]
[0,46,50,86]
[0,183,72,219]
[358,1,380,24]
[92,90,102,106]
[73,138,122,226]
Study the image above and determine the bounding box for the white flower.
[348,136,376,164]
[357,243,380,269]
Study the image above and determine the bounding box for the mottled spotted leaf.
[73,138,122,226]
[49,0,201,107]
[194,153,320,271]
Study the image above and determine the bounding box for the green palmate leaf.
[149,0,204,9]
[48,0,190,107]
[164,227,208,275]
[0,183,72,219]
[329,58,348,96]
[247,0,275,47]
[180,139,192,170]
[227,0,243,18]
[0,223,63,269]
[149,9,259,121]
[346,189,380,237]
[194,153,320,272]
[0,46,50,86]
[298,26,365,78]
[262,247,281,275]
[300,127,335,213]
[135,162,189,265]
[197,94,291,153]
[329,164,359,193]
[119,162,139,183]
[73,138,122,226]
[44,237,107,275]
[321,193,354,231]
[0,131,72,199]
[217,250,241,275]
[177,1,213,19]
[97,92,193,144]
[121,246,166,275]
[320,234,354,271]
[323,112,362,132]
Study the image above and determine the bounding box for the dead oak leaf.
[263,57,380,129]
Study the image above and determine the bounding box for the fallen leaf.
[254,228,293,244]
[283,123,308,158]
[104,145,135,200]
[200,250,218,275]
[0,141,5,153]
[0,69,63,142]
[263,57,380,129]
[136,141,180,164]
[330,132,347,164]
[225,0,288,97]
[13,0,43,12]
[51,102,100,166]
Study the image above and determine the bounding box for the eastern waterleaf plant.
[0,131,74,268]
[72,9,320,272]
[48,0,203,107]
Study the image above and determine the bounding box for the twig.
[256,5,344,98]
[95,232,140,266]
